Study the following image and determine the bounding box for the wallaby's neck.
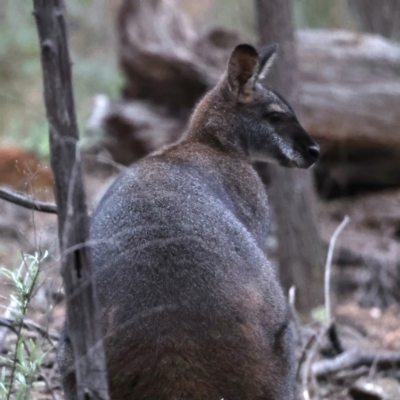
[182,84,249,160]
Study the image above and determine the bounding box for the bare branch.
[0,317,59,342]
[312,348,400,378]
[324,216,349,322]
[0,186,57,214]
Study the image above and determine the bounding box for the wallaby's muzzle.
[292,127,320,169]
[307,144,320,165]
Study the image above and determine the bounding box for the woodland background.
[0,1,400,399]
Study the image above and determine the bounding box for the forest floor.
[0,165,400,400]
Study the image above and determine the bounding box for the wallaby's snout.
[247,102,320,168]
[308,144,320,163]
[287,123,320,168]
[212,43,320,169]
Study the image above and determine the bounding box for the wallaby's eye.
[264,112,284,123]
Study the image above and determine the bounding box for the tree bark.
[348,0,400,41]
[32,1,109,399]
[255,0,324,314]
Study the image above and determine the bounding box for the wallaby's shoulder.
[147,139,266,209]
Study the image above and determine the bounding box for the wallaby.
[58,43,319,400]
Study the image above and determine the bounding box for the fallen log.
[116,0,239,114]
[312,348,400,378]
[102,0,239,163]
[103,100,184,165]
[299,29,400,198]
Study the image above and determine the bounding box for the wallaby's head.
[189,43,320,169]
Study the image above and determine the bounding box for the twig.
[367,353,380,380]
[326,323,344,356]
[301,324,330,399]
[0,317,59,343]
[296,333,316,382]
[325,215,349,322]
[288,286,303,347]
[0,186,57,214]
[312,348,400,378]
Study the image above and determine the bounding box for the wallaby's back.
[90,143,291,399]
[58,43,320,400]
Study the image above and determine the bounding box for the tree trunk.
[255,0,324,314]
[348,0,400,41]
[33,1,110,399]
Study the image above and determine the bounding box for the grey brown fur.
[58,43,319,400]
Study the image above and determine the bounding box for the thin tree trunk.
[255,0,324,314]
[32,1,110,399]
[348,0,400,41]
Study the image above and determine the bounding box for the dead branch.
[288,286,304,348]
[300,324,332,398]
[312,348,400,378]
[296,333,316,382]
[0,317,59,343]
[325,216,349,322]
[326,323,344,357]
[0,186,57,214]
[32,0,109,399]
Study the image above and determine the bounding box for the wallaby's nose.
[308,145,320,161]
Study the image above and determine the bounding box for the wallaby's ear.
[258,43,279,80]
[227,44,259,96]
